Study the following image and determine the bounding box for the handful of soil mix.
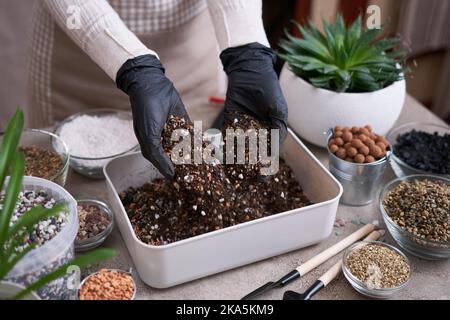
[120,114,311,245]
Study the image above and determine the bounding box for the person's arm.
[45,0,188,178]
[44,0,156,80]
[207,0,288,143]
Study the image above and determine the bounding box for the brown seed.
[345,157,354,163]
[334,126,344,132]
[344,142,352,149]
[334,130,343,138]
[329,144,339,153]
[351,139,364,149]
[347,147,358,157]
[365,155,376,163]
[328,138,336,146]
[354,154,365,163]
[336,148,347,159]
[351,126,359,134]
[364,125,373,132]
[335,137,344,146]
[359,145,370,156]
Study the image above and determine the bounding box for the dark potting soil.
[119,114,311,245]
[394,130,450,174]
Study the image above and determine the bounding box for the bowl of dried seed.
[78,269,136,300]
[342,241,411,299]
[380,175,450,260]
[75,199,114,252]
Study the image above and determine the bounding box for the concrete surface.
[67,95,450,300]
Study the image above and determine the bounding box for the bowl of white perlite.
[54,109,139,179]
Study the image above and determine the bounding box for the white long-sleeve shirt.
[44,0,269,80]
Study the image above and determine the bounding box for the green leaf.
[14,248,116,300]
[0,152,24,255]
[0,244,36,280]
[0,109,24,191]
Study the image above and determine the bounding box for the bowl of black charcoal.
[386,122,450,179]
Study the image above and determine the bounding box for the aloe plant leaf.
[0,109,24,191]
[0,152,24,253]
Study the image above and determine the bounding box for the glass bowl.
[0,128,70,186]
[379,175,450,260]
[386,122,450,179]
[75,199,114,252]
[342,241,411,299]
[54,109,139,179]
[78,269,136,300]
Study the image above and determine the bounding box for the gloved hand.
[116,54,189,178]
[220,42,288,143]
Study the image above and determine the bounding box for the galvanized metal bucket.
[326,131,390,206]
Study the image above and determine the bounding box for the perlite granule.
[58,114,137,158]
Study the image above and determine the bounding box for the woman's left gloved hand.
[220,42,288,143]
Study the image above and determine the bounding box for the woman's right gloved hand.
[116,54,188,179]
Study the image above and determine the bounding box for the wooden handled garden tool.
[283,230,382,300]
[241,223,375,300]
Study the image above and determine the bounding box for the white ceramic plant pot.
[280,64,406,147]
[0,281,40,300]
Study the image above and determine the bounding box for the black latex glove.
[116,54,188,178]
[220,42,288,143]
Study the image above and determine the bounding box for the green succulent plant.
[0,109,116,299]
[278,15,406,93]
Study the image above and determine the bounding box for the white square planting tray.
[104,129,342,288]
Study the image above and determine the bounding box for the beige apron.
[28,8,225,130]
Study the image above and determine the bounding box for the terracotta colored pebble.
[335,137,344,146]
[351,139,364,149]
[336,148,347,159]
[342,131,353,142]
[358,134,368,142]
[376,141,387,150]
[347,147,358,157]
[359,145,370,156]
[329,144,339,153]
[369,145,383,158]
[79,269,134,300]
[354,154,365,163]
[365,155,376,163]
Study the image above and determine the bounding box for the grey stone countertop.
[68,95,450,300]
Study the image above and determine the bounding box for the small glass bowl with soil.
[380,175,450,260]
[74,199,114,252]
[386,122,450,179]
[0,129,70,186]
[342,241,411,299]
